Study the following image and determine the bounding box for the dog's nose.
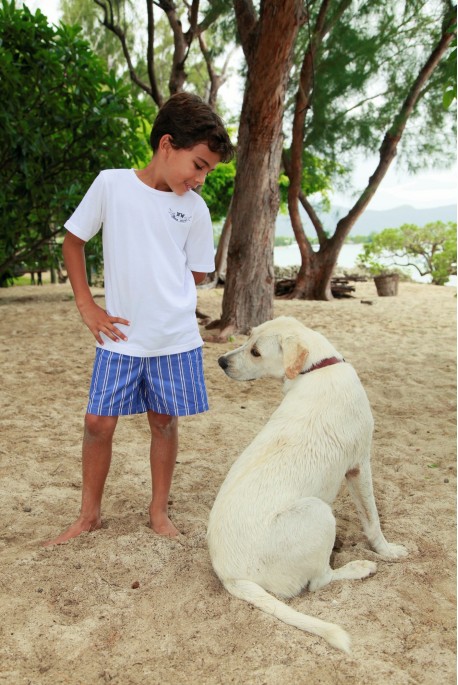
[218,356,228,370]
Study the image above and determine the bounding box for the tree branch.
[233,0,258,66]
[298,191,328,243]
[187,0,200,37]
[332,9,457,248]
[0,225,64,276]
[155,0,194,93]
[93,0,153,98]
[198,33,231,109]
[286,0,345,256]
[146,0,164,106]
[322,0,351,38]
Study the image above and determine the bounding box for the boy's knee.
[84,413,118,439]
[148,412,178,436]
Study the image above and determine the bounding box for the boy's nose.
[195,170,207,185]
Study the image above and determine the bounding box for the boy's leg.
[44,414,118,546]
[147,410,179,537]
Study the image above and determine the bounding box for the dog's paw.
[331,559,377,583]
[347,559,377,579]
[381,543,408,559]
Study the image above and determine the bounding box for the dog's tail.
[223,579,351,654]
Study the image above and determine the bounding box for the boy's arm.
[63,231,129,345]
[192,271,207,285]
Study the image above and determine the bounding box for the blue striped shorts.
[87,347,209,417]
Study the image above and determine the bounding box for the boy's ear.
[159,134,173,154]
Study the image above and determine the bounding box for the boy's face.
[161,138,221,195]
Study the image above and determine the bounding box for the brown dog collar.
[300,356,345,375]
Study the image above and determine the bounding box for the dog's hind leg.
[308,559,377,592]
[257,497,374,595]
[345,461,408,559]
[256,496,338,599]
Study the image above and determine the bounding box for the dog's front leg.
[345,462,407,559]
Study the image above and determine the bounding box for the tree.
[209,150,341,288]
[282,0,457,300]
[56,1,456,323]
[0,1,150,284]
[90,0,236,108]
[357,222,457,285]
[216,0,306,335]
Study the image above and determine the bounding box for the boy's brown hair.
[150,92,235,163]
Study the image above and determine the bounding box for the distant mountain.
[276,204,457,237]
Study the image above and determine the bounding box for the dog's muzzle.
[218,356,229,370]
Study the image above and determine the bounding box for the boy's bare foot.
[42,517,102,547]
[149,509,180,537]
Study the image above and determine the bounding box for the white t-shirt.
[65,169,215,357]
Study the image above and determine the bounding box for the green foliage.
[201,159,236,221]
[279,151,344,211]
[274,236,294,247]
[346,234,373,244]
[0,1,152,284]
[289,0,456,185]
[430,228,457,285]
[60,0,124,74]
[357,222,457,284]
[205,149,336,231]
[442,38,457,109]
[301,153,345,210]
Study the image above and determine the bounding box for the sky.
[28,0,457,212]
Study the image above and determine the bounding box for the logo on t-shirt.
[169,209,191,223]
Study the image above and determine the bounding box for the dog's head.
[218,316,313,381]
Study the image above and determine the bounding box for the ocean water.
[274,243,363,270]
[274,243,457,286]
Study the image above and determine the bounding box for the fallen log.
[274,276,356,298]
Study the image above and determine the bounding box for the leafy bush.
[201,159,236,222]
[0,1,152,284]
[357,222,457,285]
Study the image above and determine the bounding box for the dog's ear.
[282,336,309,379]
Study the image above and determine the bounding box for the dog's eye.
[251,347,261,357]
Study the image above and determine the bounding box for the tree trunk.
[285,0,350,301]
[288,6,456,300]
[213,198,232,281]
[293,245,339,300]
[219,0,305,334]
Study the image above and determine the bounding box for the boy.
[45,92,234,546]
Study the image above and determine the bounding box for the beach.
[0,280,456,684]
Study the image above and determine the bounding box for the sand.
[0,280,456,685]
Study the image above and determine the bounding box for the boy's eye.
[194,162,204,171]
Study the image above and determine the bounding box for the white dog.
[207,316,407,653]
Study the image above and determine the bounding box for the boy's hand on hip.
[77,300,130,345]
